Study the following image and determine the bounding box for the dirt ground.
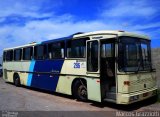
[0,77,160,117]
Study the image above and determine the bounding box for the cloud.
[101,0,159,21]
[0,0,61,18]
[0,14,159,55]
[0,0,160,56]
[0,17,123,55]
[132,22,160,30]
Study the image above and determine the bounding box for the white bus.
[2,30,157,104]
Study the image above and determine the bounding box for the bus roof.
[4,30,150,51]
[41,30,149,44]
[73,30,150,39]
[3,42,37,51]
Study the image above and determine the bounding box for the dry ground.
[0,77,159,116]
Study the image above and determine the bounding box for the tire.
[14,74,21,87]
[73,80,87,101]
[0,69,2,77]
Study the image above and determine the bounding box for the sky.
[0,0,160,55]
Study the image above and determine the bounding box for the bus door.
[86,40,101,102]
[100,39,116,101]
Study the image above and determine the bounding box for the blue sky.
[0,0,160,55]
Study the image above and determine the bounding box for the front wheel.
[73,80,87,101]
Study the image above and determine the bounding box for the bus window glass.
[118,37,151,72]
[141,43,150,68]
[3,51,6,61]
[34,45,47,60]
[67,39,86,58]
[101,43,114,58]
[87,41,98,72]
[6,50,13,61]
[48,42,64,59]
[14,49,22,61]
[23,47,33,60]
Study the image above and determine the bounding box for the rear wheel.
[73,80,87,101]
[14,74,20,87]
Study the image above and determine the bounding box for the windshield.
[118,37,152,72]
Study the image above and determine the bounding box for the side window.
[87,41,98,72]
[141,43,148,60]
[67,38,87,58]
[6,50,13,61]
[14,49,22,61]
[3,51,6,62]
[48,41,64,59]
[34,45,47,60]
[101,43,114,58]
[23,47,33,60]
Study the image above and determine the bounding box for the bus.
[2,30,157,104]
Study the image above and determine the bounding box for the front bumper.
[116,87,157,104]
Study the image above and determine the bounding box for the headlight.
[130,95,139,102]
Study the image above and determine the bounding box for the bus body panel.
[61,59,86,75]
[27,60,35,86]
[56,59,86,95]
[117,87,157,104]
[117,72,156,93]
[117,72,157,104]
[30,60,64,91]
[6,70,14,82]
[87,77,101,102]
[56,75,73,95]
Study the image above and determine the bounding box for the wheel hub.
[78,85,87,98]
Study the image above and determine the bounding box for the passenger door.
[100,39,116,100]
[86,40,101,102]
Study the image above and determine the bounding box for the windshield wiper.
[135,59,142,74]
[147,62,153,72]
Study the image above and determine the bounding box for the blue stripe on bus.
[30,60,64,91]
[27,60,36,86]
